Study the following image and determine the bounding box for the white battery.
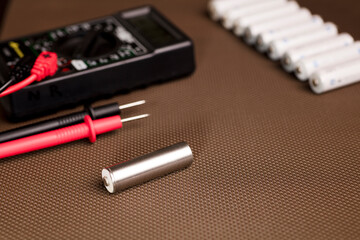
[268,22,338,60]
[243,8,312,45]
[295,41,360,81]
[233,1,300,36]
[255,15,324,52]
[222,0,288,30]
[282,33,354,72]
[208,0,267,21]
[309,58,360,94]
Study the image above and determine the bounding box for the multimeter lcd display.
[128,14,178,48]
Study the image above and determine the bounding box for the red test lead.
[0,114,149,159]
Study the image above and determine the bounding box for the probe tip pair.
[118,100,149,122]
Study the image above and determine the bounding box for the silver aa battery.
[295,41,360,81]
[309,58,360,94]
[233,1,300,36]
[255,15,324,52]
[208,0,266,21]
[268,22,338,60]
[243,8,312,45]
[222,0,288,30]
[102,142,193,193]
[282,33,354,72]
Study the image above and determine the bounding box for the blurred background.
[1,0,360,41]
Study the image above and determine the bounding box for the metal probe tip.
[122,114,150,123]
[119,100,146,110]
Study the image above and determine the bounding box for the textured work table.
[0,0,359,239]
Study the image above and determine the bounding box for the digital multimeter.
[0,6,195,120]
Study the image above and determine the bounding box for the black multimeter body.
[0,6,195,120]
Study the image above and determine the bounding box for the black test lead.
[0,114,150,159]
[0,100,146,143]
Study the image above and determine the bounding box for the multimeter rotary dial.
[54,30,120,59]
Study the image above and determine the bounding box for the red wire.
[0,74,37,97]
[0,115,123,159]
[0,52,58,98]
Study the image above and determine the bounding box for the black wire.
[0,76,16,94]
[1,55,36,94]
[0,103,121,143]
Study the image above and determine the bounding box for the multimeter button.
[134,47,142,52]
[94,24,102,31]
[86,60,97,67]
[65,27,73,34]
[72,25,80,32]
[50,32,58,40]
[56,30,66,38]
[71,60,88,71]
[117,51,125,58]
[109,54,119,60]
[81,23,91,31]
[33,44,41,50]
[99,58,109,64]
[66,25,79,34]
[2,48,12,57]
[124,50,133,57]
[43,42,51,48]
[105,24,114,32]
[24,40,31,47]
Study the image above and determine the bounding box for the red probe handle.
[0,115,122,159]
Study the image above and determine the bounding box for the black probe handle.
[0,103,120,143]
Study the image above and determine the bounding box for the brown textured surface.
[0,0,360,239]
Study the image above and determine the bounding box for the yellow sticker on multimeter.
[9,41,24,58]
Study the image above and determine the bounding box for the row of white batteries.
[208,0,360,94]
